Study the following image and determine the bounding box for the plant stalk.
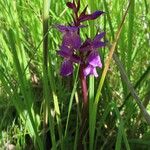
[43,0,50,147]
[78,64,88,148]
[80,65,88,108]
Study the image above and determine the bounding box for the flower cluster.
[56,0,105,77]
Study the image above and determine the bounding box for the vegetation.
[0,0,150,149]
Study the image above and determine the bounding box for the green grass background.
[0,0,150,149]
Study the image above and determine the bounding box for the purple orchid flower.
[83,51,102,77]
[56,1,106,141]
[56,0,105,77]
[56,25,82,49]
[80,33,105,77]
[57,30,105,77]
[56,25,82,76]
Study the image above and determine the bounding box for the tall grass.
[0,0,150,149]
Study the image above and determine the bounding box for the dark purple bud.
[66,2,76,9]
[66,0,79,14]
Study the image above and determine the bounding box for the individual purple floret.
[83,51,102,77]
[56,25,82,76]
[80,33,105,77]
[83,64,99,77]
[56,25,82,50]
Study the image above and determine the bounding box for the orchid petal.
[94,32,105,41]
[79,10,104,22]
[79,38,91,51]
[92,41,106,49]
[83,64,98,77]
[60,60,73,76]
[62,31,81,49]
[57,44,73,59]
[87,51,102,68]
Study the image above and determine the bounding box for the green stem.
[43,0,50,147]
